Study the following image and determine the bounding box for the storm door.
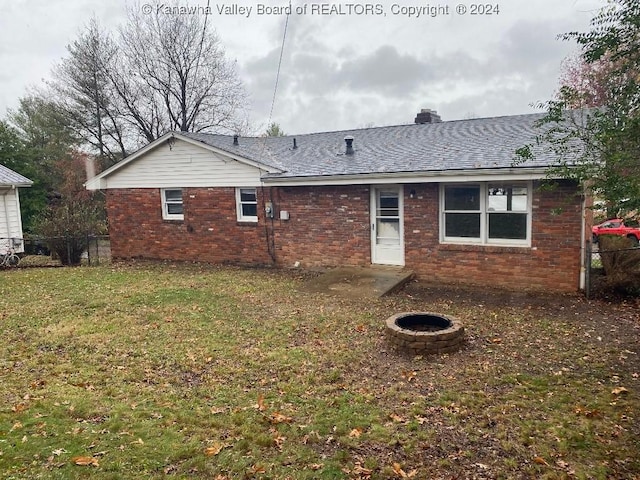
[370,186,404,265]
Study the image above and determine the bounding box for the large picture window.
[162,188,184,220]
[441,183,530,245]
[236,188,258,222]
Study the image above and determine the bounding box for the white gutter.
[262,167,553,186]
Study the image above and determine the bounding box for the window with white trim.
[441,182,531,245]
[236,188,258,222]
[162,189,184,220]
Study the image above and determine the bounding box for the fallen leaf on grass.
[255,395,267,412]
[30,379,46,389]
[269,412,292,424]
[11,403,27,413]
[308,463,323,470]
[389,413,405,423]
[204,442,228,456]
[349,428,363,438]
[392,462,407,477]
[575,406,599,417]
[72,456,99,467]
[533,456,549,466]
[611,387,629,395]
[352,462,373,477]
[273,434,285,450]
[401,371,417,382]
[414,415,428,425]
[248,464,266,474]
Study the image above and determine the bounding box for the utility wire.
[266,0,292,129]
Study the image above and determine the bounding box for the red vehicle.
[592,219,640,245]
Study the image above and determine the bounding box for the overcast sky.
[0,0,604,135]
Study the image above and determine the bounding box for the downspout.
[260,183,276,264]
[579,187,588,291]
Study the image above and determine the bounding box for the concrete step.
[302,266,414,298]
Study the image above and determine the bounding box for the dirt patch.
[407,282,630,349]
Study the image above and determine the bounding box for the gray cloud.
[335,45,431,94]
[0,0,604,137]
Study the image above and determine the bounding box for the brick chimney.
[414,108,442,124]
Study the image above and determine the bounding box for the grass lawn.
[0,263,638,479]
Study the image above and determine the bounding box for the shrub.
[34,199,106,265]
[598,235,640,295]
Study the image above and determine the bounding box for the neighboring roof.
[87,111,586,187]
[0,164,32,187]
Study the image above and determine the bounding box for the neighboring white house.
[0,164,32,254]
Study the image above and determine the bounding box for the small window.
[236,188,258,222]
[162,189,184,220]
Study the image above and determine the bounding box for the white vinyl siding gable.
[101,139,263,189]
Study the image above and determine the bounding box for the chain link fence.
[585,238,640,298]
[1,235,110,267]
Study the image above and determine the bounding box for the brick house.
[86,111,589,292]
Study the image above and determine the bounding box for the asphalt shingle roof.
[181,112,582,179]
[0,164,32,186]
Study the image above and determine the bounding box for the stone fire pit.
[385,312,465,354]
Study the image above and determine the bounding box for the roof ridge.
[180,111,550,140]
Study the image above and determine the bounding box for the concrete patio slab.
[301,266,414,298]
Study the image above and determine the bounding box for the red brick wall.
[106,188,272,265]
[269,182,583,291]
[402,181,583,291]
[106,182,584,292]
[270,185,371,267]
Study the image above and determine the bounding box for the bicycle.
[1,243,21,267]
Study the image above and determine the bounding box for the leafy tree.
[557,53,615,108]
[265,122,286,137]
[518,0,640,218]
[6,95,81,230]
[9,95,76,167]
[0,120,48,232]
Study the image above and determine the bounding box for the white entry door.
[371,186,404,266]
